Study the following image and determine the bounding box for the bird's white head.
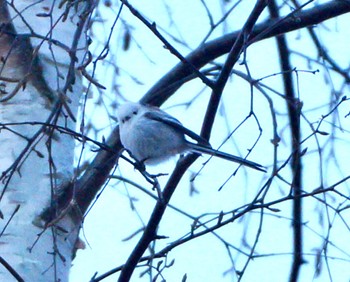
[116,102,142,125]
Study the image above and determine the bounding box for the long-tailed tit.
[116,102,265,172]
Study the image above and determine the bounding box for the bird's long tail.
[189,143,266,172]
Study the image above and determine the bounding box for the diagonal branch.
[116,2,269,281]
[141,0,350,106]
[200,0,268,140]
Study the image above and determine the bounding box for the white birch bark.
[0,1,89,281]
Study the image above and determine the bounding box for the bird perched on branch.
[116,102,265,172]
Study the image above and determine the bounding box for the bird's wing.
[144,111,210,146]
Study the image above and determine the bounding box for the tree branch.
[141,0,350,106]
[117,2,269,280]
[268,2,303,281]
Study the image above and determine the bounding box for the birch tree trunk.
[0,1,90,281]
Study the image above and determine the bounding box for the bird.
[116,102,265,172]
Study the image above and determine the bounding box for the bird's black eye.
[133,110,138,115]
[123,115,131,123]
